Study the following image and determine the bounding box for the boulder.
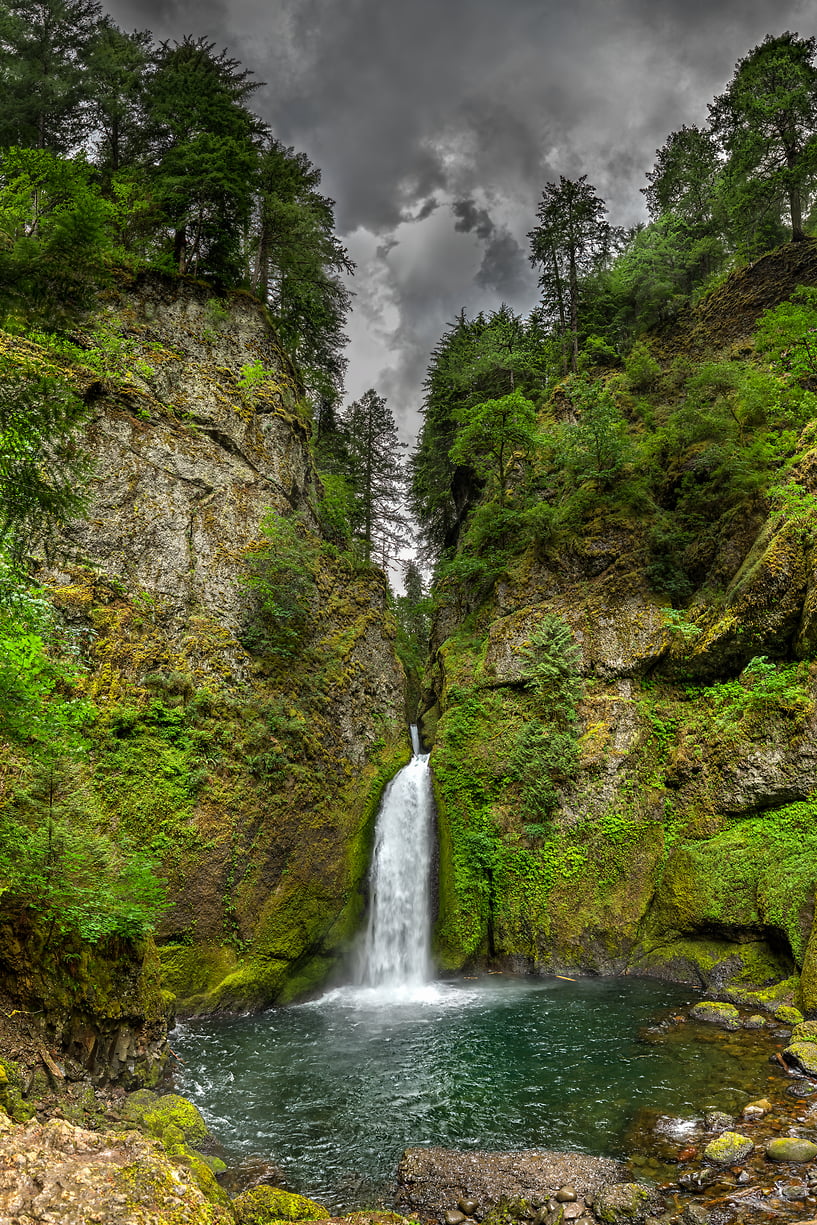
[703,1132,754,1164]
[783,1041,817,1076]
[766,1138,817,1163]
[690,1002,741,1030]
[593,1183,656,1224]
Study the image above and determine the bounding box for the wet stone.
[702,1110,734,1132]
[689,1003,741,1031]
[678,1168,721,1193]
[766,1138,817,1162]
[459,1200,478,1216]
[681,1204,709,1225]
[446,1211,467,1225]
[561,1204,582,1220]
[703,1132,754,1165]
[787,1078,817,1098]
[556,1188,578,1203]
[744,1015,767,1030]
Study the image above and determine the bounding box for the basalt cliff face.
[422,244,817,1015]
[1,274,407,1077]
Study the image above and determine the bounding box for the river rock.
[784,1041,817,1076]
[689,1003,741,1030]
[742,1098,773,1119]
[744,1015,767,1029]
[703,1131,754,1164]
[556,1187,578,1203]
[787,1078,817,1098]
[793,1021,817,1043]
[775,1005,805,1025]
[766,1138,817,1162]
[459,1199,479,1215]
[445,1212,467,1225]
[678,1168,720,1193]
[592,1183,656,1223]
[395,1148,624,1220]
[703,1109,734,1132]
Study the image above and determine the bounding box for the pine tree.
[528,176,617,373]
[145,36,264,281]
[0,0,103,152]
[710,32,817,243]
[340,389,408,566]
[251,138,353,404]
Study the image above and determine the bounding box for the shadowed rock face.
[396,1147,624,1222]
[0,274,407,1039]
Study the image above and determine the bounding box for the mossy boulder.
[593,1183,654,1223]
[792,1020,817,1043]
[783,1040,817,1076]
[766,1137,817,1162]
[703,1132,754,1164]
[231,1186,331,1224]
[140,1092,210,1147]
[690,1002,741,1030]
[775,1005,804,1025]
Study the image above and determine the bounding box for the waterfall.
[356,727,433,989]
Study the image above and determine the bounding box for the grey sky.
[104,0,816,440]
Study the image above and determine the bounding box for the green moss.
[141,1093,210,1147]
[231,1187,330,1224]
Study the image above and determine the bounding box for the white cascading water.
[356,725,434,990]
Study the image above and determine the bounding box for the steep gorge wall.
[422,252,817,1014]
[2,274,407,1044]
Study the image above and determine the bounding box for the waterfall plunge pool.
[173,975,778,1211]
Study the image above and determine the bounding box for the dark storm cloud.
[452,200,495,242]
[103,0,817,429]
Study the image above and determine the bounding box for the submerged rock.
[702,1131,754,1164]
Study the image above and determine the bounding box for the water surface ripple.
[174,977,768,1211]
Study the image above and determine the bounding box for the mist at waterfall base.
[173,740,773,1210]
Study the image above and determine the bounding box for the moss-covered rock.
[139,1092,210,1147]
[766,1137,817,1162]
[783,1040,817,1076]
[231,1185,331,1224]
[776,1004,805,1024]
[592,1183,654,1224]
[689,1002,741,1029]
[703,1131,754,1164]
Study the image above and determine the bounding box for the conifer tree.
[710,32,817,242]
[0,0,103,152]
[528,176,617,374]
[341,389,408,566]
[145,36,263,281]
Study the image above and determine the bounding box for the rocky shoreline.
[2,986,817,1224]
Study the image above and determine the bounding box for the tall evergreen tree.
[0,0,102,152]
[252,139,352,404]
[85,18,153,176]
[643,125,723,227]
[528,176,617,372]
[710,32,817,242]
[145,36,263,281]
[340,389,408,566]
